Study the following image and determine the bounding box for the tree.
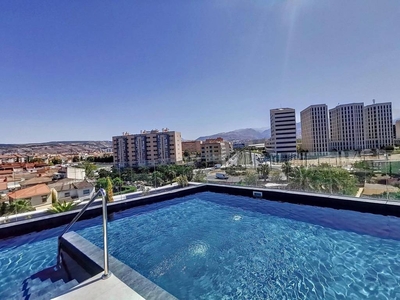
[98,169,112,178]
[0,202,8,216]
[96,177,108,190]
[257,163,270,182]
[288,166,310,190]
[193,169,207,183]
[176,175,189,187]
[112,177,123,192]
[165,168,177,184]
[83,161,97,179]
[182,166,194,181]
[51,157,62,165]
[30,157,44,163]
[9,199,35,214]
[352,160,371,170]
[106,177,114,202]
[151,171,164,187]
[281,161,293,179]
[72,156,80,162]
[242,170,258,186]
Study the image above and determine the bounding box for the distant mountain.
[196,123,301,142]
[0,141,112,156]
[0,141,112,147]
[196,128,264,142]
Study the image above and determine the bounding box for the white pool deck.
[53,272,144,300]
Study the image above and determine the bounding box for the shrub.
[176,175,189,187]
[48,201,77,214]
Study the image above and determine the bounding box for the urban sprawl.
[1,101,400,216]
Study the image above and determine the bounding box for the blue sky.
[1,0,399,143]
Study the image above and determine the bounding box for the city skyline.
[1,1,400,143]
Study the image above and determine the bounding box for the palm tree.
[281,161,293,179]
[48,201,77,214]
[112,177,123,192]
[257,163,270,182]
[243,170,258,186]
[165,167,176,184]
[288,166,310,191]
[176,175,189,187]
[10,199,35,214]
[193,169,206,183]
[151,171,164,187]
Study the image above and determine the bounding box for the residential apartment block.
[364,102,393,150]
[200,138,232,164]
[112,129,183,167]
[182,140,203,154]
[266,108,297,153]
[395,120,400,139]
[300,104,329,153]
[329,103,365,151]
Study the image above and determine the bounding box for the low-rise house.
[20,175,53,188]
[48,179,95,202]
[0,182,8,199]
[56,166,86,180]
[7,184,51,207]
[0,155,18,164]
[7,181,21,191]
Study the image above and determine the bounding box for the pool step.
[29,278,79,299]
[6,263,82,300]
[9,277,79,300]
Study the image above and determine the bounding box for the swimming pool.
[0,217,100,299]
[73,191,400,299]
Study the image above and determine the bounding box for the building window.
[83,189,90,195]
[65,192,70,197]
[42,195,47,203]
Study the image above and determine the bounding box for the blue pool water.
[75,192,400,299]
[2,191,400,299]
[0,217,102,299]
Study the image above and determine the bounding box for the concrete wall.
[30,193,52,206]
[67,167,86,180]
[76,187,95,199]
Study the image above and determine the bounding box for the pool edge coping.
[60,231,178,300]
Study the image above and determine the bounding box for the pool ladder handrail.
[57,188,111,279]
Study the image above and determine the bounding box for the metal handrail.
[58,188,111,279]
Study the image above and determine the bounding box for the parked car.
[215,173,229,179]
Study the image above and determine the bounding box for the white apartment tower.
[364,102,393,149]
[300,104,329,153]
[266,108,297,153]
[329,103,364,151]
[112,129,183,167]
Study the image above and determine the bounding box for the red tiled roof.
[0,170,13,175]
[20,176,52,186]
[8,184,50,200]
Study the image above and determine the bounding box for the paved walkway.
[53,272,144,300]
